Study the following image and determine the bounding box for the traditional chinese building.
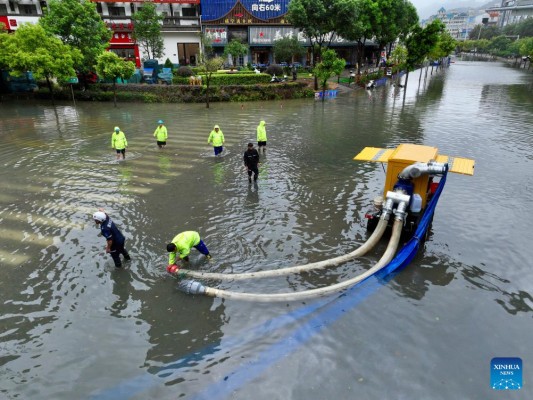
[201,0,363,67]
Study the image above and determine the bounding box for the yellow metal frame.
[354,144,475,209]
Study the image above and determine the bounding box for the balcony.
[162,16,200,32]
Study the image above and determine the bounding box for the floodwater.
[1,60,532,399]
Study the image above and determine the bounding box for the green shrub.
[265,64,283,76]
[176,66,193,77]
[164,58,174,70]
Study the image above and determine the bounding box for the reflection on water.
[1,61,533,399]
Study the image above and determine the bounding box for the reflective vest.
[207,129,225,147]
[168,231,201,264]
[111,131,128,150]
[154,125,168,141]
[257,120,267,142]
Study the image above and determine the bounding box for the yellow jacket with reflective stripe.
[207,129,225,147]
[111,131,128,150]
[256,120,267,142]
[168,231,201,264]
[154,126,168,141]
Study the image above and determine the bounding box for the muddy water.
[1,60,532,399]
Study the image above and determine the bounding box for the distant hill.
[415,0,500,20]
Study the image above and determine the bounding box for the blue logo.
[491,357,522,390]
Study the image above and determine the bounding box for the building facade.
[1,0,378,69]
[0,0,201,67]
[201,0,365,67]
[486,0,533,27]
[422,7,484,40]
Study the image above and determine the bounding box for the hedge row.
[173,73,271,85]
[37,82,314,103]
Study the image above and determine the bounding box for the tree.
[403,20,444,89]
[313,49,345,101]
[273,36,306,64]
[503,18,533,38]
[369,0,418,66]
[518,37,533,69]
[468,24,500,40]
[223,39,249,68]
[0,28,9,69]
[334,0,377,74]
[287,0,339,88]
[488,35,512,57]
[40,0,111,86]
[3,23,82,101]
[95,52,135,107]
[132,3,164,61]
[429,31,456,64]
[198,56,224,108]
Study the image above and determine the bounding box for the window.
[108,6,126,17]
[0,4,8,14]
[182,7,196,17]
[110,48,135,59]
[20,4,38,15]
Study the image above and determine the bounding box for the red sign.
[110,32,134,44]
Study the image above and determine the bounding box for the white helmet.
[93,211,107,222]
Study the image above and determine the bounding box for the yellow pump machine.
[354,144,475,236]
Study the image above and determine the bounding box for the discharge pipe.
[172,197,398,282]
[398,161,447,180]
[176,197,409,302]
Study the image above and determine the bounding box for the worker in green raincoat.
[111,126,128,160]
[167,231,211,266]
[256,120,267,153]
[153,120,168,149]
[207,125,225,156]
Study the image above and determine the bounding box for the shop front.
[107,22,141,67]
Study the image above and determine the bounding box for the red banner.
[93,0,199,3]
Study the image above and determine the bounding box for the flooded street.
[1,60,532,399]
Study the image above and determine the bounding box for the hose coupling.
[176,280,206,295]
[394,200,409,221]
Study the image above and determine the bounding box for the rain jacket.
[207,126,225,147]
[153,125,168,142]
[100,216,125,246]
[168,231,201,264]
[256,120,267,142]
[111,130,128,150]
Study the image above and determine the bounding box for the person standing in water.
[111,126,128,160]
[243,142,260,183]
[207,125,225,156]
[93,211,131,268]
[153,120,168,149]
[256,120,267,153]
[166,231,211,268]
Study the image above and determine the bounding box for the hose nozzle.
[176,280,206,295]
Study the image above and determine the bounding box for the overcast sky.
[410,0,490,19]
